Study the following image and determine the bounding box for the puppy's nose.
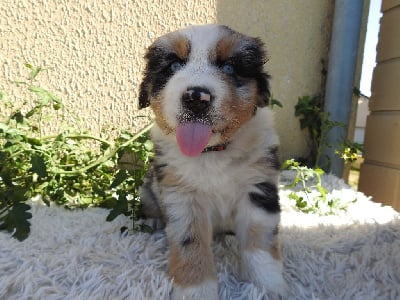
[182,87,212,113]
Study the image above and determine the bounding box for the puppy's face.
[139,25,270,157]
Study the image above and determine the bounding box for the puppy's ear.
[256,72,271,107]
[138,76,151,109]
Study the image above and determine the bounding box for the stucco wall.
[0,0,334,161]
[217,0,334,160]
[0,0,217,135]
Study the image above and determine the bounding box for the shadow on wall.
[215,0,335,162]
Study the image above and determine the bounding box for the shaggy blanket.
[1,172,399,300]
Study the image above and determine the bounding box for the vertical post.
[321,0,364,176]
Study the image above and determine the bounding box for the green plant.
[335,140,364,164]
[282,159,355,215]
[295,95,343,168]
[0,65,153,240]
[269,96,283,110]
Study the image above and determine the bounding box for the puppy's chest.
[158,154,263,211]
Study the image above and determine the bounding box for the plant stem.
[42,134,112,146]
[0,204,13,216]
[51,123,154,176]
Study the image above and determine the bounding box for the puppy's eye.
[222,64,235,75]
[170,61,184,73]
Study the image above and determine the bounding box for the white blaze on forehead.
[179,25,223,77]
[181,24,224,61]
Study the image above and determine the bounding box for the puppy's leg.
[165,194,218,300]
[235,181,288,297]
[139,173,165,230]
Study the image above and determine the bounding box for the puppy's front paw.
[171,280,218,300]
[240,249,288,297]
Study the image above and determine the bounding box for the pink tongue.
[176,123,212,157]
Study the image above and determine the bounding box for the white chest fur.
[151,108,279,228]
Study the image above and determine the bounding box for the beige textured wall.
[217,0,334,160]
[0,0,334,160]
[0,0,217,135]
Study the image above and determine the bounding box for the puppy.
[138,24,287,299]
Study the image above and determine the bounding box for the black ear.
[256,72,271,107]
[138,76,151,109]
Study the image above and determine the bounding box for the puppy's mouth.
[174,111,211,157]
[176,122,212,157]
[174,106,233,157]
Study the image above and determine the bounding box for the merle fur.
[139,46,189,109]
[138,26,270,109]
[267,146,281,170]
[249,182,281,213]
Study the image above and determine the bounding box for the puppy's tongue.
[176,123,212,157]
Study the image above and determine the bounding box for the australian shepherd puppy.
[138,24,287,299]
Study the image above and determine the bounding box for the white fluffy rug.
[1,172,399,300]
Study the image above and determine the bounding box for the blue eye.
[222,64,235,75]
[170,61,184,72]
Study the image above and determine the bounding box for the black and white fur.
[138,24,287,299]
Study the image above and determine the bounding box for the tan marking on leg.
[245,223,282,261]
[168,201,216,287]
[270,238,281,260]
[169,240,216,287]
[246,223,267,250]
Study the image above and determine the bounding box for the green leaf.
[144,139,154,152]
[26,137,42,146]
[0,90,5,101]
[139,223,154,234]
[288,192,300,201]
[317,185,328,197]
[25,107,39,118]
[0,122,8,133]
[11,111,24,123]
[120,226,129,235]
[92,185,106,197]
[29,66,42,80]
[28,86,61,106]
[30,154,48,178]
[353,86,361,97]
[270,98,283,109]
[52,102,63,110]
[106,193,129,222]
[110,170,129,189]
[0,168,14,186]
[7,186,28,203]
[28,86,48,105]
[0,203,32,241]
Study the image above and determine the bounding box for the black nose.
[182,87,212,114]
